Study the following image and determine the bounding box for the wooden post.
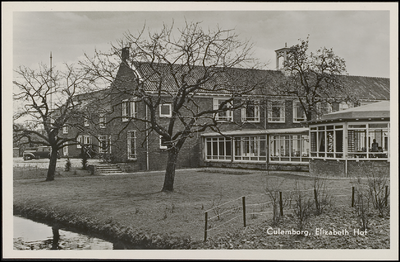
[314,188,319,212]
[204,212,208,242]
[279,191,283,217]
[242,196,246,227]
[385,185,388,207]
[351,187,355,207]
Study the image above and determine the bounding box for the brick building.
[60,46,390,174]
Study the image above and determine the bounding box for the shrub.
[64,157,71,171]
[313,176,331,215]
[293,180,314,231]
[264,175,285,226]
[366,172,389,217]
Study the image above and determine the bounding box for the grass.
[14,165,369,247]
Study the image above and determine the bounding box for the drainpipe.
[145,104,149,171]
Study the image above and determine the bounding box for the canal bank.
[13,205,193,249]
[14,216,113,250]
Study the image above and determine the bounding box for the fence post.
[242,196,246,227]
[279,191,283,217]
[314,188,319,212]
[204,212,208,242]
[351,187,355,207]
[385,185,388,207]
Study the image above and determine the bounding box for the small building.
[306,101,390,177]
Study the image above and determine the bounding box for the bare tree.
[81,22,268,192]
[13,63,92,181]
[278,36,357,120]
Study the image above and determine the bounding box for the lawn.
[13,166,389,248]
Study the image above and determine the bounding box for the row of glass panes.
[205,136,267,162]
[269,134,310,162]
[310,123,389,159]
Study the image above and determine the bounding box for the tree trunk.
[46,149,58,181]
[161,147,180,192]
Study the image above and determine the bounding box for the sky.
[9,3,394,78]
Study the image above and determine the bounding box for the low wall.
[309,159,390,177]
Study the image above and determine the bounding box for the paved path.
[13,157,101,169]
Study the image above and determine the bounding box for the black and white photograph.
[2,2,398,260]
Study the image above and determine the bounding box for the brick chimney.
[121,47,129,61]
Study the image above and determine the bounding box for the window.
[347,123,389,159]
[205,137,232,161]
[77,136,83,148]
[160,136,168,149]
[241,100,260,122]
[62,142,68,157]
[99,113,106,128]
[99,135,111,153]
[83,135,92,145]
[213,98,233,121]
[268,100,285,122]
[293,101,306,122]
[159,104,172,118]
[63,125,68,134]
[310,124,344,159]
[84,117,89,127]
[270,134,309,162]
[127,131,137,159]
[122,99,137,122]
[234,136,266,162]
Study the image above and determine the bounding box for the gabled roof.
[112,60,390,100]
[132,61,283,96]
[340,75,390,100]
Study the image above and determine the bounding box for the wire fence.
[202,184,390,241]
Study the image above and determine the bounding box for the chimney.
[121,47,129,61]
[275,43,290,70]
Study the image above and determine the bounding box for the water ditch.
[14,216,121,250]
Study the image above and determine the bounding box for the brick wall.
[309,159,390,177]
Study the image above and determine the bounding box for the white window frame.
[293,100,306,123]
[122,99,137,122]
[63,125,68,134]
[233,136,267,162]
[268,100,285,123]
[346,122,389,160]
[204,137,233,161]
[160,136,168,149]
[83,135,92,145]
[77,136,83,148]
[213,98,233,122]
[241,100,260,123]
[127,131,137,160]
[159,104,172,118]
[99,113,106,128]
[269,134,310,163]
[63,142,68,157]
[84,117,89,127]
